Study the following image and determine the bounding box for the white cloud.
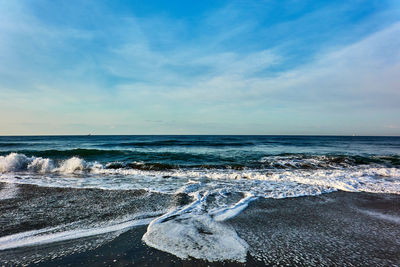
[0,1,399,134]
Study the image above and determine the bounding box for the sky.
[0,0,399,135]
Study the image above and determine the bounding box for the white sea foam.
[143,192,250,262]
[0,153,32,172]
[210,193,257,221]
[54,157,86,173]
[259,155,354,169]
[0,153,63,173]
[27,157,53,173]
[0,153,94,174]
[143,214,249,262]
[90,166,400,196]
[0,215,155,251]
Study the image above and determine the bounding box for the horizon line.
[0,134,399,137]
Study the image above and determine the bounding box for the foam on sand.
[210,193,257,221]
[0,216,153,251]
[143,192,251,262]
[143,214,248,262]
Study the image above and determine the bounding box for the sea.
[0,135,400,266]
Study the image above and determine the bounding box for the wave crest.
[0,153,88,174]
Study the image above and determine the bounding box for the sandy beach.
[1,182,399,266]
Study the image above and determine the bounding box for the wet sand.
[1,183,400,266]
[230,191,400,266]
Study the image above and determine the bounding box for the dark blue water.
[0,135,399,169]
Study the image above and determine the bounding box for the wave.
[0,153,81,174]
[1,153,400,196]
[0,149,230,165]
[1,153,399,175]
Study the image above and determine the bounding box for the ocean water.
[1,135,400,264]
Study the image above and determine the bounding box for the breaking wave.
[1,151,399,171]
[0,153,85,174]
[1,153,400,196]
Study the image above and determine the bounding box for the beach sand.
[1,183,400,266]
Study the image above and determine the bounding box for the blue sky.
[0,0,399,135]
